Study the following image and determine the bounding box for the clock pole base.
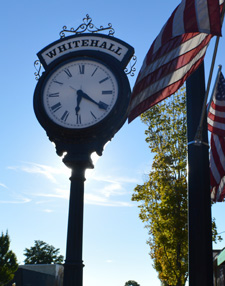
[63,261,84,286]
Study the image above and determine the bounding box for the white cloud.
[7,161,137,208]
[0,180,31,204]
[32,188,69,200]
[0,183,7,189]
[88,173,138,185]
[84,193,133,207]
[31,189,133,207]
[0,197,31,204]
[100,182,124,198]
[8,162,70,183]
[43,209,54,213]
[86,172,138,200]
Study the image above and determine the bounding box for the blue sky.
[1,1,225,286]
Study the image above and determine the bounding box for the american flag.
[208,72,225,202]
[128,0,223,123]
[208,73,225,136]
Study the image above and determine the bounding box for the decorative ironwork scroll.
[124,55,137,77]
[34,60,43,80]
[34,15,137,80]
[60,14,115,38]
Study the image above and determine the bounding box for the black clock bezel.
[33,51,131,144]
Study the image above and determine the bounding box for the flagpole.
[186,62,213,286]
[194,3,225,143]
[187,14,224,284]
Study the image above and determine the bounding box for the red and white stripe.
[208,101,225,136]
[210,134,225,201]
[208,72,225,201]
[208,73,225,136]
[149,0,221,54]
[128,0,223,122]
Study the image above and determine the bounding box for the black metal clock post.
[33,15,135,286]
[62,154,93,286]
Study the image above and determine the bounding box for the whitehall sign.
[37,33,133,69]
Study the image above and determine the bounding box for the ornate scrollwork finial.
[34,60,43,80]
[124,55,137,77]
[59,14,115,38]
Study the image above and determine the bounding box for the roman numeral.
[79,65,85,74]
[91,67,98,77]
[76,114,81,124]
[48,92,59,97]
[90,111,97,119]
[61,111,69,121]
[53,80,63,85]
[99,77,109,84]
[102,90,113,95]
[64,68,72,77]
[51,102,62,112]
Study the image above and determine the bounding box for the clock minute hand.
[78,90,98,105]
[78,90,108,110]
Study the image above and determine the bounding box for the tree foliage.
[0,231,18,286]
[24,240,64,265]
[124,280,140,286]
[132,88,188,286]
[132,88,222,286]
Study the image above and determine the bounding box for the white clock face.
[42,59,118,129]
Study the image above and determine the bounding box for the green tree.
[132,88,221,286]
[124,280,140,286]
[132,89,188,286]
[0,231,18,286]
[24,240,64,264]
[132,88,189,286]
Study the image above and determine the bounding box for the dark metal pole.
[186,63,213,286]
[63,154,93,286]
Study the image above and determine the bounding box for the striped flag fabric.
[208,72,225,136]
[208,72,225,202]
[209,134,225,202]
[128,0,223,123]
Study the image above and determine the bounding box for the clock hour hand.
[75,90,82,114]
[77,90,108,110]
